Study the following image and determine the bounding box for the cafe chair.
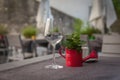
[0,36,9,63]
[80,35,90,58]
[6,33,35,62]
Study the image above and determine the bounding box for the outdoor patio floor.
[0,54,120,80]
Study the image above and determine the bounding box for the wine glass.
[45,33,63,69]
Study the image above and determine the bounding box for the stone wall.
[0,0,120,34]
[111,19,120,34]
[0,0,38,31]
[0,0,74,34]
[51,8,74,35]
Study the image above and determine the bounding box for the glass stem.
[52,44,56,65]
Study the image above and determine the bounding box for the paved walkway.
[0,54,120,80]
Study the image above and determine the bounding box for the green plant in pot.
[112,0,120,19]
[59,19,85,67]
[0,24,8,35]
[63,32,85,52]
[22,25,37,39]
[52,27,59,33]
[80,24,101,40]
[62,19,85,52]
[49,27,60,35]
[0,24,8,39]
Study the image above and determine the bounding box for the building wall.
[50,0,92,23]
[0,0,75,34]
[51,8,74,35]
[0,0,119,34]
[0,0,38,31]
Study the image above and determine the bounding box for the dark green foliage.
[112,0,120,19]
[73,18,83,35]
[62,18,85,52]
[0,25,8,35]
[63,33,85,52]
[81,26,101,36]
[51,27,59,33]
[22,25,37,38]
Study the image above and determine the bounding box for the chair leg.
[1,51,6,63]
[6,49,12,62]
[7,48,24,62]
[17,49,24,60]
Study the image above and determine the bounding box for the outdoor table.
[0,56,120,80]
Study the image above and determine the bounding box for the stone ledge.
[0,54,60,71]
[0,53,120,72]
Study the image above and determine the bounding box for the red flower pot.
[59,47,98,67]
[59,48,83,67]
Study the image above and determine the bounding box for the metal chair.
[80,35,90,58]
[89,34,103,52]
[6,33,35,61]
[0,36,9,63]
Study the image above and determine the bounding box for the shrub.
[62,19,85,52]
[0,24,8,35]
[22,25,37,38]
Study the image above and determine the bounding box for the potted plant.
[52,27,59,33]
[80,24,101,40]
[63,19,85,51]
[112,0,120,19]
[59,19,85,67]
[21,25,37,39]
[0,24,8,39]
